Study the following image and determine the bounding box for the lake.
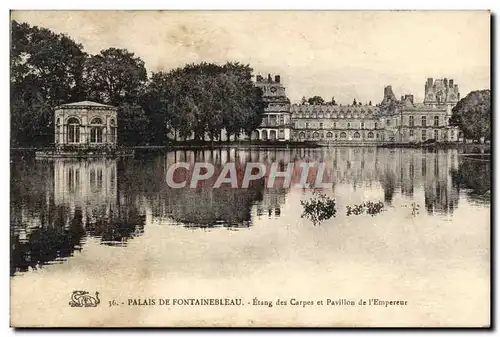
[10,147,491,327]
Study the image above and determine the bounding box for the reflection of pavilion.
[11,158,146,275]
[54,158,117,224]
[53,158,145,244]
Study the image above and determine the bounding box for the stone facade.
[252,74,292,141]
[290,78,460,144]
[54,101,118,149]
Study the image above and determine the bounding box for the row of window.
[298,131,376,140]
[296,115,443,128]
[408,116,440,127]
[295,129,456,141]
[58,117,115,126]
[301,122,379,129]
[66,125,116,143]
[409,129,455,140]
[293,113,374,119]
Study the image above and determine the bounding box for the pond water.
[10,147,490,327]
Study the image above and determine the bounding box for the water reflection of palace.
[146,147,461,227]
[291,147,460,214]
[146,149,291,228]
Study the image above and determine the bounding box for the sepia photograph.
[9,10,491,327]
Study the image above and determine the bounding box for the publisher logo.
[69,291,100,307]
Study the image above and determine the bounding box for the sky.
[11,10,491,104]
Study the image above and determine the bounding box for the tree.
[83,48,148,145]
[352,98,357,106]
[449,89,491,142]
[83,48,147,106]
[11,20,87,146]
[117,103,149,146]
[307,96,325,105]
[143,62,265,144]
[139,72,170,144]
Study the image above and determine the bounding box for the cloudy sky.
[11,10,490,104]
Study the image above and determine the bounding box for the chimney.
[401,95,404,102]
[444,78,448,87]
[275,75,281,83]
[449,79,454,88]
[267,74,272,82]
[426,78,433,89]
[407,95,414,104]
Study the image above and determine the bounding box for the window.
[66,117,80,143]
[374,123,378,129]
[409,116,414,127]
[110,119,116,143]
[421,116,427,127]
[90,117,103,143]
[361,122,365,129]
[319,122,323,129]
[334,122,337,128]
[313,132,320,139]
[354,132,361,139]
[306,122,309,129]
[421,130,427,141]
[434,116,439,127]
[367,131,374,139]
[434,129,439,140]
[410,129,414,137]
[326,132,333,138]
[387,119,391,126]
[340,132,347,139]
[347,123,350,128]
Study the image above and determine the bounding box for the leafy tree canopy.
[450,89,491,141]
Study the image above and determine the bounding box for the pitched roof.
[59,101,116,108]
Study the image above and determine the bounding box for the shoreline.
[10,141,490,153]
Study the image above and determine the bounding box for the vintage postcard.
[9,10,491,327]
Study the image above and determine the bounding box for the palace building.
[287,77,460,144]
[165,75,460,145]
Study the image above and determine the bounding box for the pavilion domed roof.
[57,101,117,109]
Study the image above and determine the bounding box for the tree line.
[10,20,265,146]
